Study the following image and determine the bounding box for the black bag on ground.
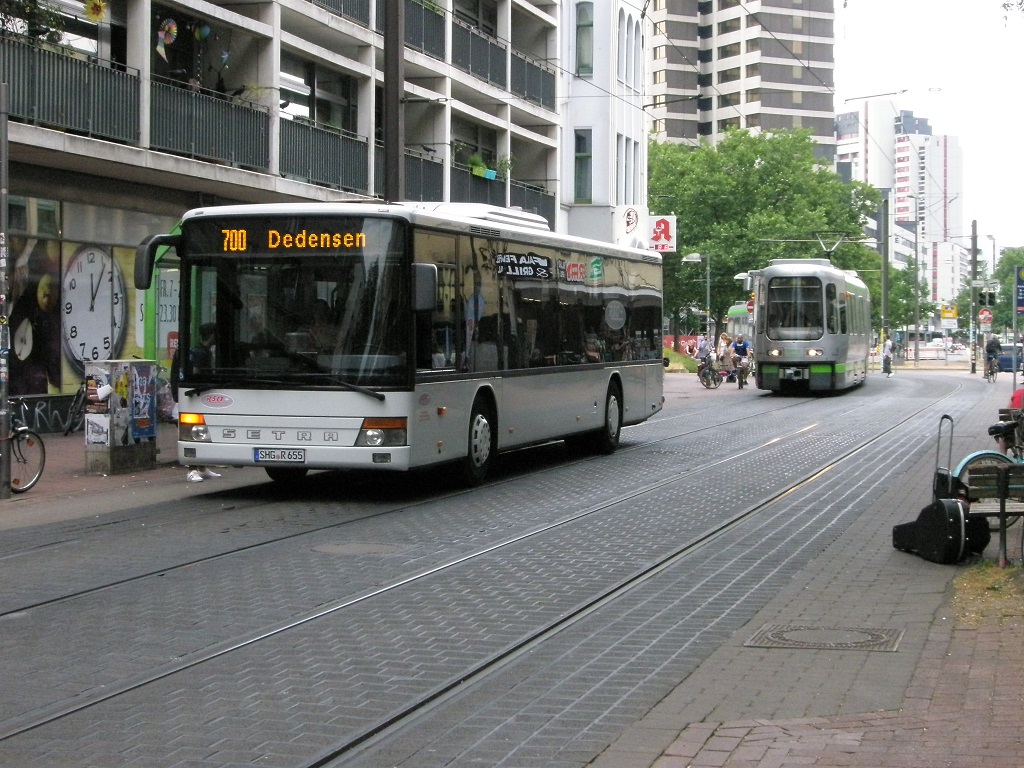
[892,498,990,564]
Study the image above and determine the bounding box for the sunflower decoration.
[84,1,108,23]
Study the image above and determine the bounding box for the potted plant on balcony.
[468,153,488,177]
[1,0,65,43]
[496,154,514,180]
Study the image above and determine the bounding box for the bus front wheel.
[459,398,495,486]
[594,384,623,455]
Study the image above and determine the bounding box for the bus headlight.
[767,349,781,357]
[806,349,824,357]
[178,413,211,442]
[356,417,408,447]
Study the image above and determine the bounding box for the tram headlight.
[806,348,824,357]
[356,417,408,447]
[767,349,781,357]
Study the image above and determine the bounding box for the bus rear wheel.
[459,398,495,486]
[265,466,309,483]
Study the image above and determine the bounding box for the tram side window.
[826,283,839,334]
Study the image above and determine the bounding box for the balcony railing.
[3,33,553,208]
[404,153,445,201]
[375,0,445,60]
[510,180,555,228]
[280,118,369,193]
[307,0,371,26]
[1,34,139,144]
[450,164,506,207]
[150,81,270,171]
[451,20,506,88]
[372,146,445,201]
[510,51,556,110]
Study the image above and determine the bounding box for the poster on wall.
[130,362,157,441]
[7,237,62,395]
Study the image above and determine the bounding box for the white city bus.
[136,202,665,485]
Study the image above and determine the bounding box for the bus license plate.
[254,448,306,463]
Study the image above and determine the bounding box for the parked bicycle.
[63,381,87,436]
[954,413,1024,533]
[5,398,46,493]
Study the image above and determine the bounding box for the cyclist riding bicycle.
[985,336,1002,380]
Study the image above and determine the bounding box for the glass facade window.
[576,2,594,76]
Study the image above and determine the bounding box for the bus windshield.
[765,276,823,341]
[177,215,410,390]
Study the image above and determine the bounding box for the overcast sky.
[833,0,1024,257]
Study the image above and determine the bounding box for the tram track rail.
[0,396,813,621]
[0,382,964,756]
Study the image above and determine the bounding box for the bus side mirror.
[414,263,437,312]
[135,233,181,290]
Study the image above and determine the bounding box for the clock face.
[62,245,128,373]
[14,317,33,361]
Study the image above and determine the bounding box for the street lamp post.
[908,193,922,368]
[683,252,711,340]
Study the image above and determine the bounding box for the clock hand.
[89,262,107,311]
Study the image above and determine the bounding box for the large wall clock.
[61,245,127,373]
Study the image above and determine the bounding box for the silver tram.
[749,258,871,392]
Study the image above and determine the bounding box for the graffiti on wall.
[10,395,79,435]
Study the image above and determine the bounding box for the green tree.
[989,246,1024,337]
[0,0,65,42]
[649,129,880,338]
[887,257,937,335]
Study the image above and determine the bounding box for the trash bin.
[84,359,158,475]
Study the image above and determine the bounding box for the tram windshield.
[176,216,410,390]
[765,276,823,341]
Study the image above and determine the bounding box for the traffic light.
[980,291,996,307]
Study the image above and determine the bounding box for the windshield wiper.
[313,374,386,401]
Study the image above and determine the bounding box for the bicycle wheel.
[955,450,1017,532]
[9,428,45,493]
[63,384,87,436]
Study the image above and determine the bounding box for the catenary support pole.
[0,81,11,498]
[971,219,978,374]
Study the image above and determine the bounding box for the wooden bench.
[967,464,1024,567]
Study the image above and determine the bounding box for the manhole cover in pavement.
[312,542,410,556]
[745,624,904,651]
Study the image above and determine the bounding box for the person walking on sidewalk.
[171,323,221,483]
[882,335,894,378]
